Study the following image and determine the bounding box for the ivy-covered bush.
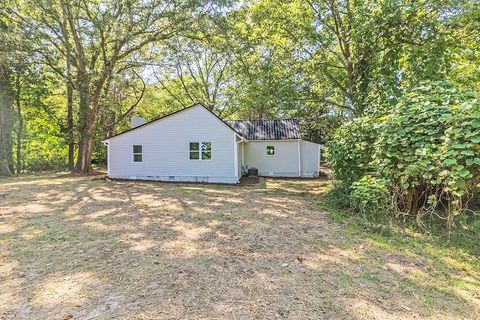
[350,175,391,218]
[327,116,378,186]
[375,82,480,227]
[328,81,480,229]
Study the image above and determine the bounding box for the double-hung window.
[189,142,212,160]
[133,145,142,162]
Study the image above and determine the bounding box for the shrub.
[329,81,480,229]
[375,81,480,228]
[350,175,391,218]
[327,116,378,186]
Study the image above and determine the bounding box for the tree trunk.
[74,63,113,173]
[15,75,23,175]
[65,1,93,174]
[74,72,91,173]
[63,11,75,172]
[67,84,74,171]
[106,111,116,138]
[0,65,13,176]
[66,67,74,171]
[0,105,12,177]
[75,114,97,173]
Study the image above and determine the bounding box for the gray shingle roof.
[225,119,301,140]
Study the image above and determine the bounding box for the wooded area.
[1,0,477,176]
[1,0,480,229]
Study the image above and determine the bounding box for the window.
[266,146,275,156]
[201,142,212,160]
[190,142,212,160]
[189,142,199,160]
[133,145,142,162]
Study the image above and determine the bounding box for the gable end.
[103,103,241,141]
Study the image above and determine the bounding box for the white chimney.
[131,116,147,128]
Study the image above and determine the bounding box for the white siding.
[244,140,300,177]
[106,104,238,184]
[300,140,320,177]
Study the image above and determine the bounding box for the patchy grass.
[0,174,478,319]
[317,182,480,318]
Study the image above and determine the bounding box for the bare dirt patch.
[0,174,478,319]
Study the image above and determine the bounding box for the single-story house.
[102,103,322,184]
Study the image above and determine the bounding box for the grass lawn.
[0,174,478,319]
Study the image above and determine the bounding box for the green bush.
[329,81,480,229]
[375,81,480,228]
[327,116,378,186]
[350,175,391,218]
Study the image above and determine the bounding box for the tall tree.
[0,64,13,176]
[0,11,17,176]
[242,0,453,115]
[62,10,75,171]
[10,0,205,173]
[14,71,23,174]
[152,37,236,116]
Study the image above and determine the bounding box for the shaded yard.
[0,174,478,319]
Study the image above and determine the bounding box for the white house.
[103,103,322,184]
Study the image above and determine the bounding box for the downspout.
[297,139,301,177]
[241,141,245,169]
[233,133,238,183]
[318,144,321,174]
[235,136,247,180]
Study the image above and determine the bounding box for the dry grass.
[0,174,478,319]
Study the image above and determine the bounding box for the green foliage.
[350,175,391,218]
[19,86,68,172]
[329,81,480,229]
[327,116,378,186]
[2,0,480,175]
[376,81,480,227]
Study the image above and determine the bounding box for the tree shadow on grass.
[0,174,478,319]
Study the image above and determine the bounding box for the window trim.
[266,145,275,156]
[189,141,212,160]
[132,145,143,163]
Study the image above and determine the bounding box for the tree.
[243,0,454,115]
[208,7,317,120]
[152,37,235,116]
[448,0,480,94]
[13,70,23,174]
[9,0,205,173]
[0,64,13,176]
[1,0,478,176]
[0,10,18,176]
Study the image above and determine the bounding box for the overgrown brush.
[328,81,480,230]
[349,175,391,218]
